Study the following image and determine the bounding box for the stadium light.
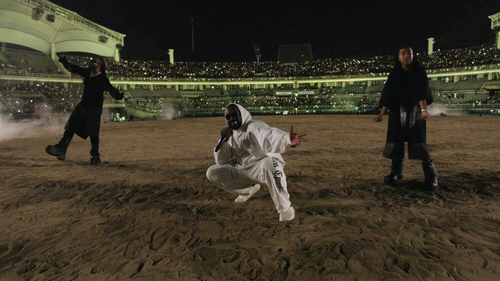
[46,14,55,22]
[31,7,44,21]
[98,36,108,44]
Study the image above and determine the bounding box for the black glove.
[114,91,124,100]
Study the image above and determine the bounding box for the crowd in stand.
[1,81,497,118]
[178,92,381,114]
[124,97,166,112]
[0,95,37,118]
[1,44,500,118]
[40,83,83,113]
[0,49,63,76]
[0,81,83,117]
[102,44,500,78]
[2,44,500,80]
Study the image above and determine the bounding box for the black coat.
[62,61,123,139]
[379,65,433,144]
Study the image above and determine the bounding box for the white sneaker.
[234,184,261,203]
[279,207,295,222]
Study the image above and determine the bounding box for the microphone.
[215,136,228,152]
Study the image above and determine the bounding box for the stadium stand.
[1,43,500,118]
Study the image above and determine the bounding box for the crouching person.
[207,104,306,221]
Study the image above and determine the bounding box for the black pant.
[383,142,431,162]
[58,130,99,156]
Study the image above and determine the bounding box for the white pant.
[206,156,292,214]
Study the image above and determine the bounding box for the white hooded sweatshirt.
[214,104,291,169]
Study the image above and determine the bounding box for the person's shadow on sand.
[395,172,499,196]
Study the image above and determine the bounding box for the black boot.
[90,154,101,165]
[45,144,66,160]
[384,160,403,186]
[46,130,73,160]
[422,160,438,190]
[89,136,101,165]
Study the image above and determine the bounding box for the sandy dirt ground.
[0,114,499,281]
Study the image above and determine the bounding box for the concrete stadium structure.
[0,0,125,61]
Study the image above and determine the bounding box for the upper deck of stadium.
[0,0,125,60]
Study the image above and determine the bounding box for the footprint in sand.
[52,260,69,270]
[195,247,219,268]
[0,240,27,271]
[43,227,63,237]
[339,241,362,259]
[35,252,58,265]
[124,239,142,259]
[246,268,262,280]
[151,251,169,266]
[2,239,28,258]
[16,263,36,275]
[185,237,202,249]
[222,250,241,263]
[130,261,145,277]
[149,229,171,250]
[320,243,339,260]
[90,263,108,274]
[316,188,340,199]
[0,209,16,218]
[168,233,181,246]
[269,258,290,281]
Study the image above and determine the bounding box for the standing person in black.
[373,46,438,190]
[46,55,124,165]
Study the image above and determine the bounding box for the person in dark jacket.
[46,55,124,165]
[373,46,438,190]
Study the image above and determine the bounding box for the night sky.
[49,0,500,62]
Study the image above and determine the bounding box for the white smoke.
[427,102,467,117]
[0,104,69,141]
[101,107,114,123]
[161,102,177,120]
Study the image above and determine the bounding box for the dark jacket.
[379,65,433,144]
[61,59,123,139]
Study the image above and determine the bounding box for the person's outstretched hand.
[115,91,124,100]
[420,110,430,120]
[289,126,307,147]
[373,114,383,122]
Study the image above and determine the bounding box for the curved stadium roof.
[0,0,125,57]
